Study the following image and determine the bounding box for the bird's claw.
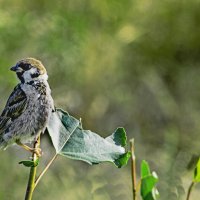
[32,147,42,157]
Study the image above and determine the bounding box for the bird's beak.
[10,65,18,71]
[10,65,22,72]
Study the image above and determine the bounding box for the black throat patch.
[17,72,25,83]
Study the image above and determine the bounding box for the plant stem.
[186,181,195,200]
[25,137,40,200]
[34,153,58,189]
[130,139,137,200]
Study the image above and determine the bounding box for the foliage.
[140,161,159,200]
[0,0,200,199]
[19,159,39,167]
[47,108,130,167]
[193,158,200,183]
[186,158,200,200]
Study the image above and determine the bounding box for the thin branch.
[25,137,40,200]
[34,153,58,189]
[186,181,195,200]
[130,138,137,200]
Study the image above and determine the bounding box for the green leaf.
[114,151,131,168]
[112,127,127,147]
[47,109,130,168]
[141,160,159,200]
[193,158,200,182]
[141,160,151,178]
[19,159,39,167]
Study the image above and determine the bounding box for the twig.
[34,153,58,189]
[186,181,195,200]
[130,138,137,200]
[24,137,40,200]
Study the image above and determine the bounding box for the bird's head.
[11,58,48,83]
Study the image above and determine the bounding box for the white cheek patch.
[30,68,37,74]
[23,68,37,82]
[23,70,33,82]
[23,68,48,83]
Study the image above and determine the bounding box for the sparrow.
[0,58,54,156]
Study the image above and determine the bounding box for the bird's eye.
[19,63,31,71]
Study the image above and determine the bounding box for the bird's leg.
[16,140,42,157]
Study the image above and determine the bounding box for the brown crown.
[18,58,47,74]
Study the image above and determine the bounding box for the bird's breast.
[21,81,53,134]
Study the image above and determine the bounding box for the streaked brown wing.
[0,84,27,132]
[0,117,11,133]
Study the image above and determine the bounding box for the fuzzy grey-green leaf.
[47,109,79,152]
[47,109,130,168]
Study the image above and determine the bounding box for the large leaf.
[47,109,79,153]
[141,160,159,200]
[47,109,130,168]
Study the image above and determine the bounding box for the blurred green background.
[0,0,200,199]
